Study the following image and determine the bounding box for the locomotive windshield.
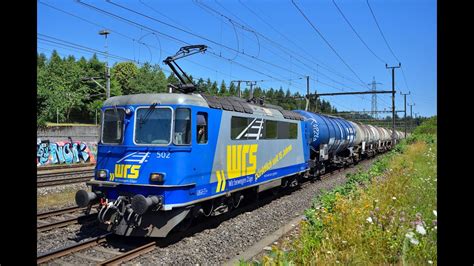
[135,107,172,145]
[102,108,125,144]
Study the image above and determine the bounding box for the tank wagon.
[74,45,405,237]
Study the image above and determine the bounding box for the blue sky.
[37,0,436,117]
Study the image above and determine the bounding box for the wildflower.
[416,224,426,235]
[375,207,380,212]
[366,217,373,223]
[405,232,419,245]
[392,196,397,200]
[433,210,437,217]
[327,251,332,254]
[342,240,347,244]
[428,260,433,264]
[374,199,379,203]
[432,220,437,226]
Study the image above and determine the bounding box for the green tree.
[167,72,180,87]
[37,52,47,68]
[112,62,138,95]
[196,78,205,92]
[128,63,166,93]
[210,81,218,95]
[219,80,227,95]
[229,82,237,96]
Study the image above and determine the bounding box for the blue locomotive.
[75,46,404,237]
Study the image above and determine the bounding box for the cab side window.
[196,112,208,144]
[174,108,191,145]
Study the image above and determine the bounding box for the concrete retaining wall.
[37,125,100,166]
[37,125,100,143]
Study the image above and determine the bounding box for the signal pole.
[249,81,256,100]
[234,80,242,98]
[386,63,401,143]
[99,30,111,99]
[231,80,259,100]
[305,76,310,111]
[408,102,415,132]
[400,91,410,138]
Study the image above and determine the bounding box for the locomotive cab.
[76,93,219,237]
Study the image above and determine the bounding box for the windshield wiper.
[113,105,119,118]
[139,102,158,128]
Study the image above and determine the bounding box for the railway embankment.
[256,117,437,265]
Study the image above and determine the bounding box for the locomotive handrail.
[97,145,192,151]
[86,179,196,188]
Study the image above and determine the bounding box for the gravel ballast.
[126,158,378,265]
[36,158,378,264]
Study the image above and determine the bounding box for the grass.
[251,120,437,265]
[37,187,89,210]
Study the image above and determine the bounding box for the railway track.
[37,162,95,171]
[37,168,95,179]
[37,156,382,265]
[37,233,157,265]
[37,205,98,232]
[36,167,350,265]
[37,175,94,187]
[37,165,95,187]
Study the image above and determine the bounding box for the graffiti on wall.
[37,138,97,166]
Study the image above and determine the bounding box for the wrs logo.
[110,152,149,181]
[110,164,140,181]
[215,144,258,193]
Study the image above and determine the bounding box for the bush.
[413,116,437,135]
[258,117,437,265]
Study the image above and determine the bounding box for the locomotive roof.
[103,93,303,121]
[103,93,209,108]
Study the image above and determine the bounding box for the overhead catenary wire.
[105,0,315,81]
[39,1,244,82]
[291,0,371,90]
[43,1,375,106]
[105,0,371,96]
[198,0,370,93]
[71,0,365,98]
[76,0,291,85]
[185,0,376,101]
[332,0,387,65]
[37,34,224,84]
[212,0,261,57]
[74,0,315,94]
[238,0,371,90]
[138,0,195,33]
[39,4,307,94]
[400,66,410,92]
[194,1,360,93]
[366,0,401,63]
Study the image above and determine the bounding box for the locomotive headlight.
[96,170,108,180]
[150,173,165,183]
[125,108,132,115]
